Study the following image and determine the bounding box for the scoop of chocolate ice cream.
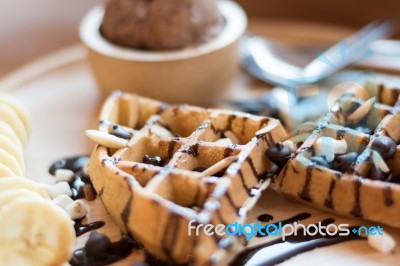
[100,0,224,50]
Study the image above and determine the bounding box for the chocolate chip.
[335,152,358,172]
[366,164,387,181]
[110,125,133,140]
[371,136,397,160]
[265,142,292,168]
[85,231,111,256]
[310,156,331,168]
[73,249,86,260]
[142,155,163,166]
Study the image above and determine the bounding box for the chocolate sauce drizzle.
[121,195,133,226]
[324,179,336,209]
[299,167,313,202]
[256,213,311,237]
[350,178,363,218]
[257,214,274,223]
[74,219,105,237]
[238,170,251,196]
[49,155,96,200]
[231,214,363,266]
[70,233,143,266]
[49,155,89,175]
[226,191,240,214]
[161,214,181,260]
[383,186,394,207]
[246,157,260,181]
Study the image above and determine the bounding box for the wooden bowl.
[79,1,247,106]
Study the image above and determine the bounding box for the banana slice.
[0,94,30,135]
[0,191,75,266]
[0,120,23,149]
[0,135,24,172]
[0,189,42,206]
[0,148,23,176]
[0,103,28,145]
[0,163,17,178]
[0,177,48,198]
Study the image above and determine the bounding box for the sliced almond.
[347,97,376,122]
[85,129,128,149]
[199,156,238,178]
[371,150,390,173]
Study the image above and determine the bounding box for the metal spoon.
[240,18,396,88]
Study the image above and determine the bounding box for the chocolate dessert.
[100,0,224,50]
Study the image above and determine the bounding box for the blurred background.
[0,0,399,77]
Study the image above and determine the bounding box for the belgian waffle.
[87,91,287,265]
[272,81,400,228]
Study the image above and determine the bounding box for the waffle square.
[273,81,400,228]
[88,92,287,265]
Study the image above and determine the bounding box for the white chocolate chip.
[85,129,128,149]
[40,181,72,199]
[150,124,174,138]
[54,169,74,183]
[53,194,74,209]
[371,150,390,173]
[368,231,396,253]
[65,200,87,220]
[224,131,239,145]
[314,137,347,162]
[199,156,237,178]
[283,140,297,153]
